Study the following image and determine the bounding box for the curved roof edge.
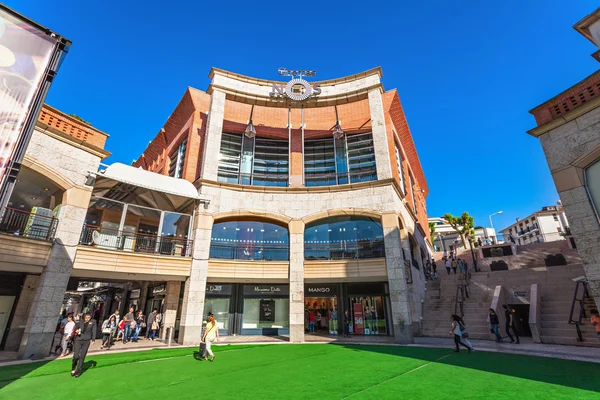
[208,67,383,86]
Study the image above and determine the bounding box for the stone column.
[381,212,413,343]
[199,89,226,181]
[368,88,393,180]
[160,281,181,340]
[4,275,38,351]
[288,219,305,343]
[179,213,213,345]
[18,186,92,359]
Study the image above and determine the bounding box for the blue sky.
[7,0,600,232]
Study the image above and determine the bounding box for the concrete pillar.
[18,186,91,359]
[160,281,181,340]
[179,213,213,345]
[529,284,542,343]
[199,89,226,181]
[288,219,305,343]
[367,88,393,181]
[4,275,38,351]
[381,212,413,343]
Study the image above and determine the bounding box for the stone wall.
[536,103,600,307]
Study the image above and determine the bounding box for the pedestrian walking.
[146,308,158,340]
[591,309,600,340]
[71,312,96,378]
[450,314,472,353]
[432,259,437,275]
[101,315,116,349]
[502,305,520,344]
[344,310,351,337]
[457,316,475,351]
[123,307,135,344]
[58,313,75,357]
[457,258,465,274]
[201,312,220,362]
[445,259,452,275]
[443,250,448,260]
[133,310,144,342]
[116,319,125,342]
[488,309,502,342]
[149,309,160,341]
[449,250,455,260]
[451,259,458,274]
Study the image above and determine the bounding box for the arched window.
[586,158,600,219]
[304,216,385,260]
[210,220,289,261]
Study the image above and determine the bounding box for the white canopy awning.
[93,163,208,211]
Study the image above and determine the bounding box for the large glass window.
[587,158,600,218]
[242,298,289,333]
[305,133,377,187]
[395,144,406,195]
[169,139,187,178]
[203,298,230,333]
[409,172,417,214]
[209,220,289,260]
[217,133,289,187]
[348,296,388,335]
[304,216,385,260]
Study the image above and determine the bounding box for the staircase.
[421,264,599,346]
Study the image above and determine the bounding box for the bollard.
[167,325,173,347]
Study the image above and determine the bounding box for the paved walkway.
[2,335,599,367]
[412,337,600,363]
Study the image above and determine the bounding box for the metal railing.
[209,243,289,261]
[0,207,58,241]
[568,280,590,342]
[79,225,192,257]
[304,240,385,260]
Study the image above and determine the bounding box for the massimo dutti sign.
[205,284,232,296]
[244,285,289,296]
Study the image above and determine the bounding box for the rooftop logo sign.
[270,68,321,101]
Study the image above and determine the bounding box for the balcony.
[304,240,385,261]
[518,225,539,236]
[209,242,289,261]
[79,225,192,257]
[0,207,58,242]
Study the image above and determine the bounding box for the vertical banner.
[0,5,69,211]
[353,303,364,334]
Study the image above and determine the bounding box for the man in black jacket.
[71,312,96,377]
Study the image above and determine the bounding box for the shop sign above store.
[244,285,289,296]
[305,284,337,295]
[269,68,322,101]
[206,284,233,295]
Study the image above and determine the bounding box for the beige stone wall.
[536,104,600,307]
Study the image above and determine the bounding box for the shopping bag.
[199,342,207,358]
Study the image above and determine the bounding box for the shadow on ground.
[336,344,600,393]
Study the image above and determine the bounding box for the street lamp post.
[488,211,503,244]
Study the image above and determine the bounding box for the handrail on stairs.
[568,280,590,342]
[454,273,469,318]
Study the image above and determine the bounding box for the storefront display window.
[203,298,230,332]
[210,220,289,261]
[304,216,385,260]
[241,285,289,335]
[348,296,387,335]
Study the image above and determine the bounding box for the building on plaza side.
[0,67,432,359]
[498,206,571,247]
[527,8,600,308]
[134,67,433,345]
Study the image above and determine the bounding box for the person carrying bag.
[201,313,220,362]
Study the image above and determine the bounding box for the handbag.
[102,327,113,334]
[140,322,147,328]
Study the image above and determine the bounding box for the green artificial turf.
[0,344,599,399]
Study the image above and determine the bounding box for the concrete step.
[540,335,600,347]
[541,320,596,329]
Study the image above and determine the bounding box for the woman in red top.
[309,311,315,334]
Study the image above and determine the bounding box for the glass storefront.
[210,220,289,261]
[348,296,387,335]
[241,285,289,335]
[203,284,232,335]
[304,216,385,260]
[305,284,339,335]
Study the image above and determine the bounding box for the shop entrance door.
[305,297,338,334]
[0,296,16,346]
